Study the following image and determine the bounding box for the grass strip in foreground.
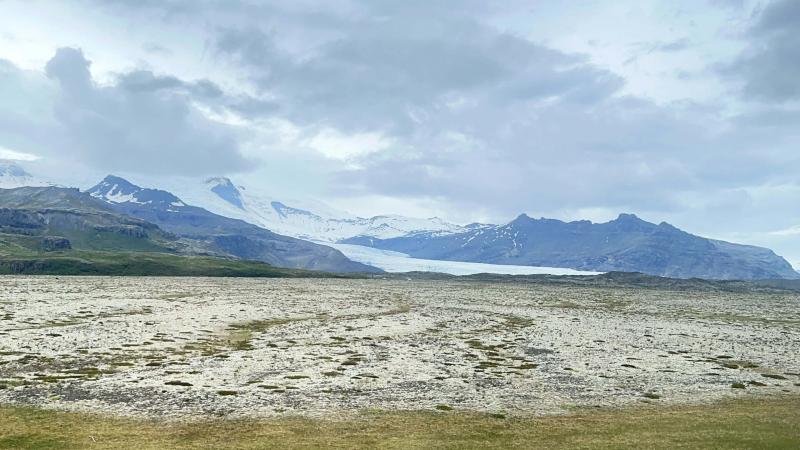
[0,396,798,449]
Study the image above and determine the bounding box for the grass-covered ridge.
[0,250,350,277]
[0,188,371,277]
[0,396,798,449]
[0,186,379,274]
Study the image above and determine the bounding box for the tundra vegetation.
[1,276,799,448]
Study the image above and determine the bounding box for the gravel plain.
[1,276,798,420]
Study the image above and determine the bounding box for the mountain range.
[159,176,469,243]
[0,173,377,275]
[1,160,798,280]
[0,186,234,275]
[84,176,376,273]
[342,213,799,280]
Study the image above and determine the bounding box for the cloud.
[109,0,796,230]
[141,42,172,56]
[649,38,691,53]
[723,0,800,102]
[2,0,800,265]
[708,0,747,8]
[306,128,392,161]
[116,70,224,98]
[1,48,251,176]
[0,145,39,161]
[212,5,624,135]
[330,97,722,214]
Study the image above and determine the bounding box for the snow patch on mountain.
[0,161,55,189]
[87,175,188,212]
[161,176,472,243]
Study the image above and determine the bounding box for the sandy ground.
[1,276,798,419]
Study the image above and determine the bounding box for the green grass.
[0,396,798,449]
[56,229,171,253]
[0,250,352,278]
[0,227,365,277]
[184,318,308,355]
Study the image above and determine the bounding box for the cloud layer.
[0,0,799,264]
[1,48,250,176]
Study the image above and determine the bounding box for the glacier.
[329,243,601,276]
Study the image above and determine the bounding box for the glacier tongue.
[163,177,601,275]
[329,243,602,276]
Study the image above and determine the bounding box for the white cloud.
[0,145,39,161]
[769,225,800,237]
[306,128,392,160]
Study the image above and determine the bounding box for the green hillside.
[0,188,354,277]
[0,250,330,277]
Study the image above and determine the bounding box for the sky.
[0,0,799,267]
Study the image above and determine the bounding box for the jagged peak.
[88,175,184,207]
[508,213,567,226]
[606,212,659,232]
[97,174,138,189]
[614,213,642,222]
[205,176,234,187]
[658,221,678,230]
[206,176,244,209]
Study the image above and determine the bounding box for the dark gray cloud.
[724,0,800,102]
[1,48,251,176]
[148,0,797,225]
[330,98,728,215]
[752,0,800,34]
[116,70,224,98]
[213,9,623,134]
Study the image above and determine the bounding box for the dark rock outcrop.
[41,236,71,251]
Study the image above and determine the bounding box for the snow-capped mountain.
[0,161,54,189]
[162,176,471,243]
[342,213,800,280]
[85,175,380,273]
[87,175,187,211]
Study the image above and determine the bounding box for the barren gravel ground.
[0,276,798,419]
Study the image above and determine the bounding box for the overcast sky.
[1,0,799,266]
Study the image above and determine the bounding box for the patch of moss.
[762,374,787,380]
[514,363,538,370]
